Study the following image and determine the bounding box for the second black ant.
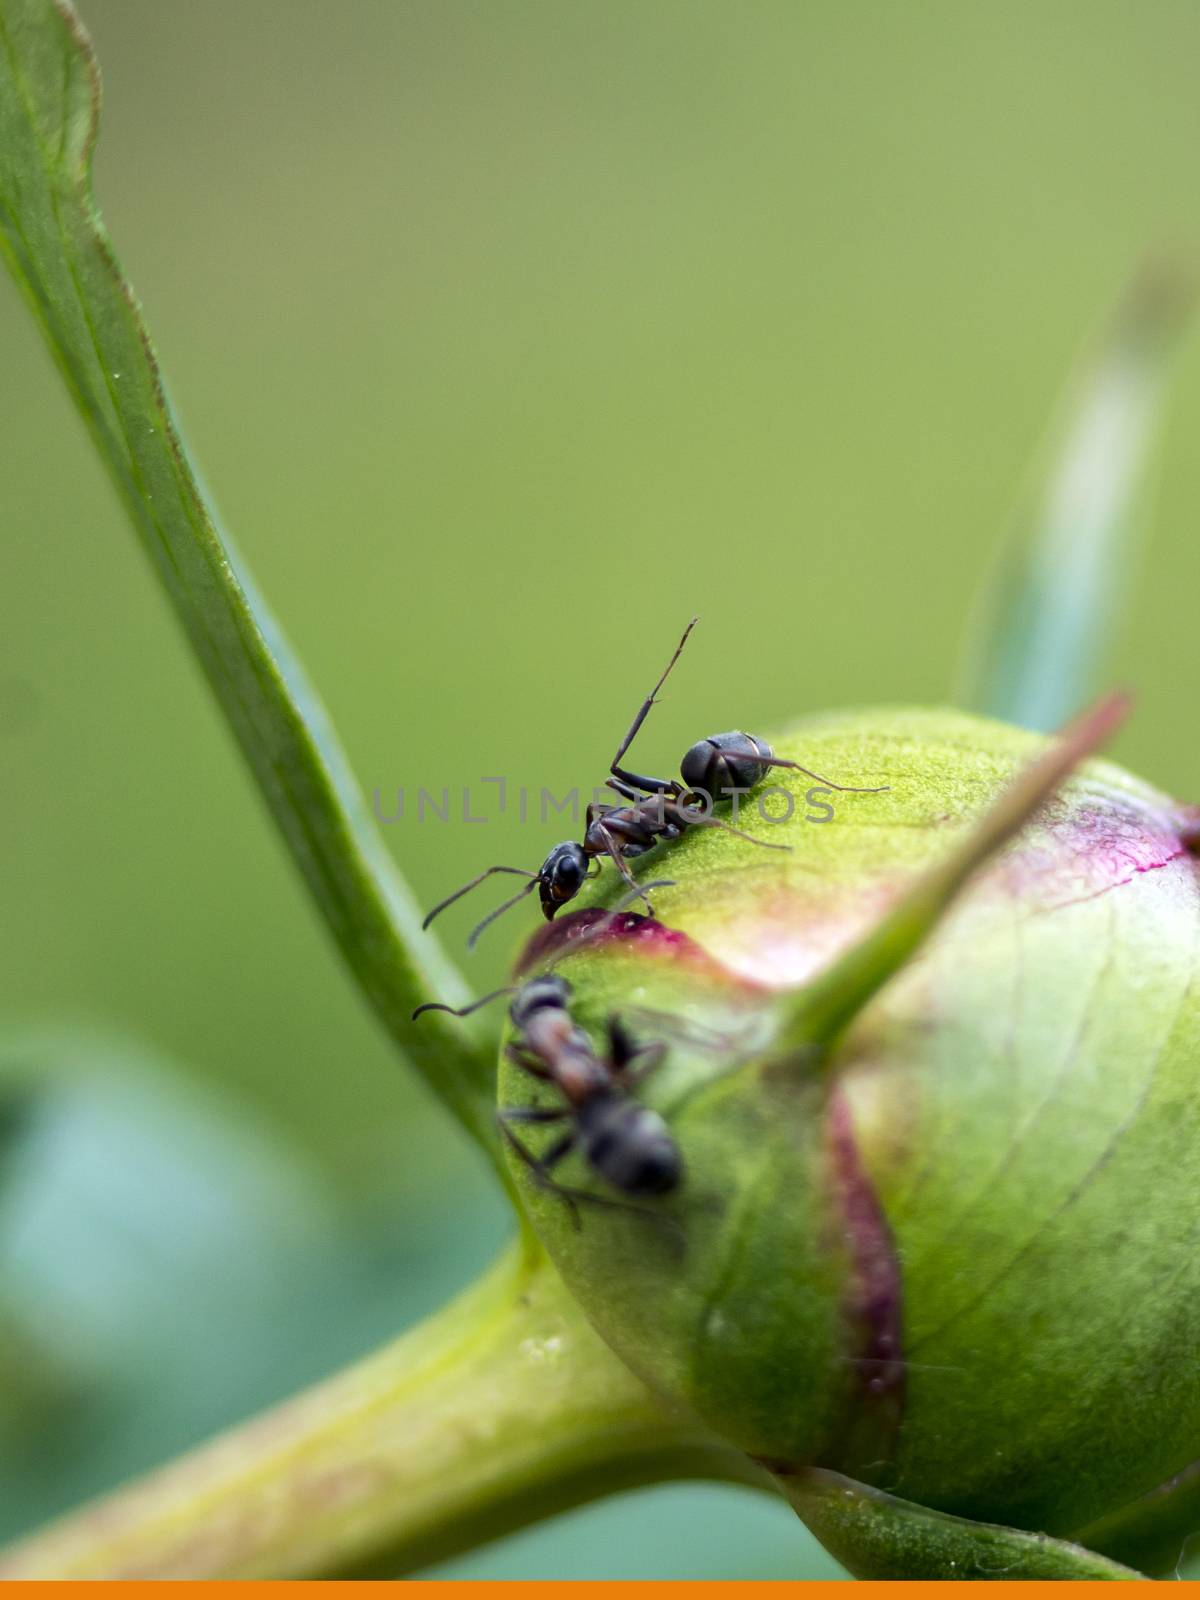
[423,618,888,947]
[415,972,682,1216]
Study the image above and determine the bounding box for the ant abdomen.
[578,1094,683,1197]
[680,731,774,798]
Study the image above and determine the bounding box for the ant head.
[680,731,772,798]
[538,841,589,919]
[509,973,571,1029]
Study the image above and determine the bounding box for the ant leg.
[611,767,681,796]
[609,1021,667,1087]
[423,865,539,930]
[497,1116,583,1227]
[497,1116,682,1237]
[502,1106,570,1126]
[500,1115,658,1225]
[625,1044,668,1088]
[607,779,680,818]
[608,617,699,791]
[607,777,643,803]
[505,1043,553,1082]
[602,876,675,920]
[497,1113,575,1170]
[675,807,791,851]
[595,824,658,914]
[758,755,889,794]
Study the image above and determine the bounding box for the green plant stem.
[0,0,500,1162]
[0,1244,768,1579]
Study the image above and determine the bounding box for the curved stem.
[0,0,500,1162]
[0,1244,768,1580]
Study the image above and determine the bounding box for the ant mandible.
[423,617,888,947]
[415,973,682,1212]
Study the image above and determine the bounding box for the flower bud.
[500,706,1200,1569]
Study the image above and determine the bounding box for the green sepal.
[1073,1462,1200,1580]
[784,1467,1144,1581]
[782,691,1128,1054]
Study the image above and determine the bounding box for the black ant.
[414,972,681,1214]
[423,618,888,947]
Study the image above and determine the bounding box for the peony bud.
[500,706,1200,1574]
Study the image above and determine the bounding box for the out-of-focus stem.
[0,1243,768,1579]
[0,0,501,1166]
[958,255,1195,732]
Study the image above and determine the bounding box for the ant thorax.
[552,1047,609,1104]
[523,1007,607,1101]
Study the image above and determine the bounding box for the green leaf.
[782,691,1128,1052]
[958,259,1195,731]
[0,1,499,1163]
[783,1468,1144,1580]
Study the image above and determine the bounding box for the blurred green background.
[2,0,1199,1578]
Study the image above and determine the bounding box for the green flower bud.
[500,706,1200,1571]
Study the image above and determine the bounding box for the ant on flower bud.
[422,618,888,947]
[416,967,682,1217]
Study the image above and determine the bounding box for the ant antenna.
[422,864,539,931]
[467,878,541,950]
[412,986,515,1023]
